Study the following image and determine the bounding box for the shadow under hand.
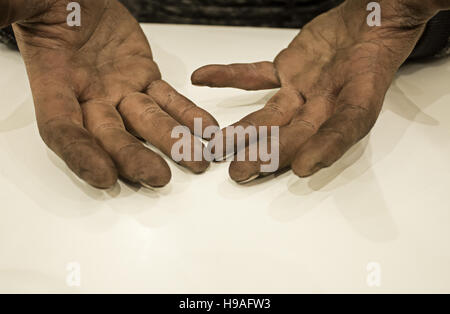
[333,170,398,242]
[0,99,36,132]
[396,57,450,114]
[307,137,371,192]
[269,138,371,222]
[217,167,290,200]
[215,90,277,109]
[270,138,398,242]
[47,150,121,201]
[386,80,438,126]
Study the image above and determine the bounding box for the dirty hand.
[2,0,218,189]
[192,0,447,183]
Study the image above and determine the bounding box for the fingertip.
[129,149,172,188]
[185,160,211,174]
[152,158,172,187]
[179,140,212,173]
[201,120,220,141]
[292,163,319,178]
[140,165,172,188]
[204,114,220,129]
[191,65,227,87]
[196,111,220,140]
[291,153,326,178]
[87,167,119,189]
[229,161,260,183]
[63,142,118,189]
[191,66,211,86]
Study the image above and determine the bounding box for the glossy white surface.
[0,24,449,294]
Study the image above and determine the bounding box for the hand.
[4,0,218,189]
[192,0,442,183]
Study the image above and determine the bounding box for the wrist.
[393,0,449,19]
[0,0,51,28]
[384,0,450,22]
[431,0,450,11]
[341,0,449,34]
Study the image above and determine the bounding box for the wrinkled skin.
[192,0,446,183]
[6,0,218,189]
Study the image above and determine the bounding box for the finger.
[191,62,281,91]
[146,80,219,139]
[33,81,117,189]
[228,96,334,183]
[118,93,210,174]
[209,87,304,161]
[82,100,172,188]
[292,81,384,177]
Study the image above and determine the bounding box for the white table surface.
[0,24,449,294]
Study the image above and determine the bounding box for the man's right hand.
[1,0,218,189]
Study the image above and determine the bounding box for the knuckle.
[147,79,169,93]
[141,103,163,119]
[91,122,124,137]
[266,103,285,117]
[295,119,318,132]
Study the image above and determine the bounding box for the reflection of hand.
[3,0,218,189]
[192,0,447,183]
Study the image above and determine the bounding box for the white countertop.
[0,24,449,294]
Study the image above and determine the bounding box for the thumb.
[192,61,281,91]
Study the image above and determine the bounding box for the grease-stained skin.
[192,0,450,183]
[1,0,449,189]
[2,0,218,188]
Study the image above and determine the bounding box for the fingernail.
[235,174,260,184]
[140,182,165,191]
[214,151,235,162]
